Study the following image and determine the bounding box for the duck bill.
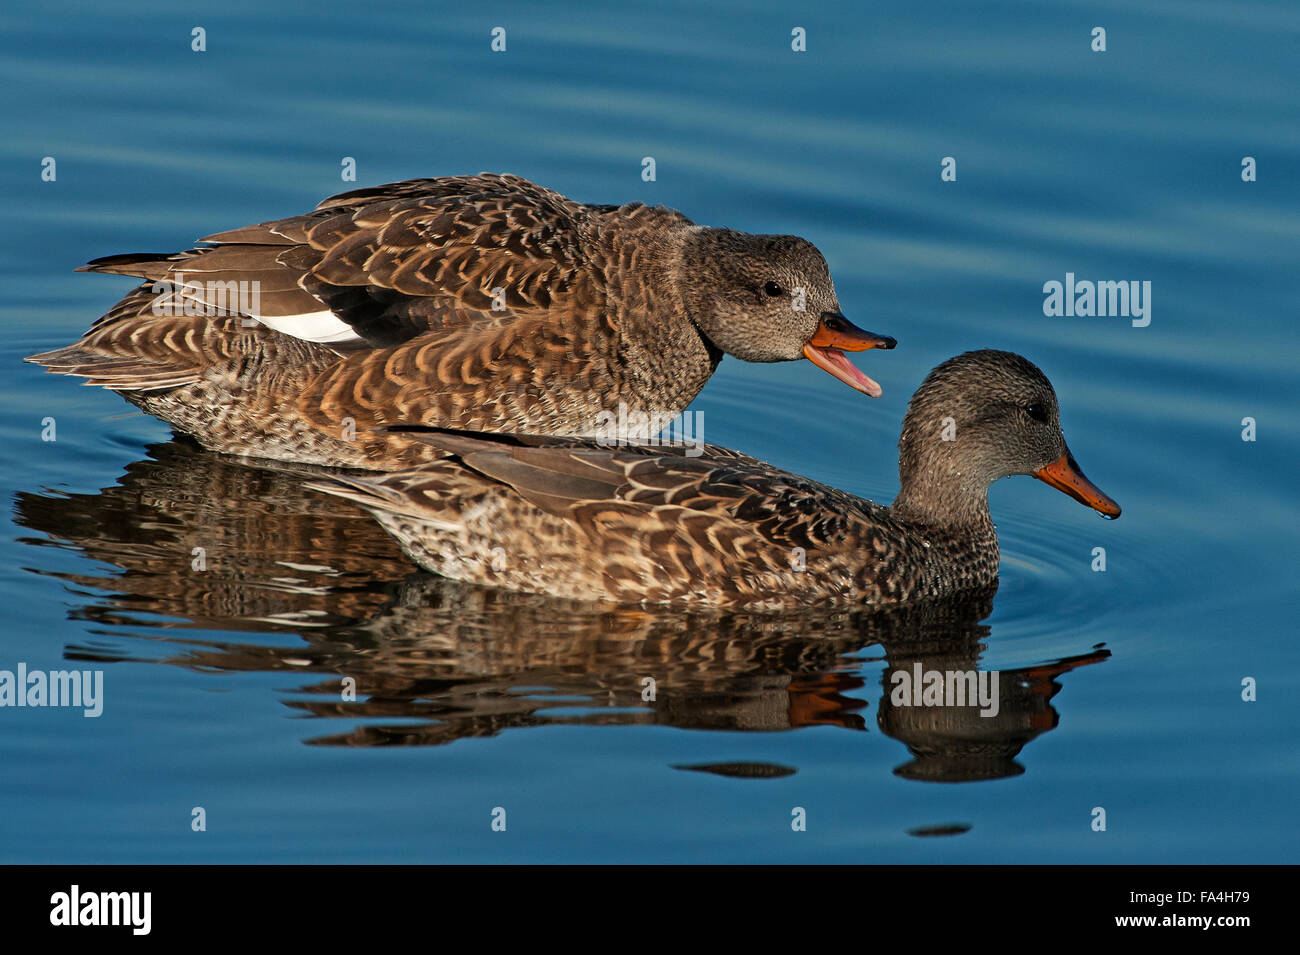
[1033,451,1122,518]
[802,313,897,398]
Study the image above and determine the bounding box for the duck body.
[316,432,1001,609]
[310,352,1120,610]
[29,173,892,469]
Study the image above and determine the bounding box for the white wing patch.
[250,310,362,345]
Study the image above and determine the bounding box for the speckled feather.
[308,430,998,610]
[28,173,854,469]
[308,352,1116,609]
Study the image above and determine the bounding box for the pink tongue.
[826,348,882,397]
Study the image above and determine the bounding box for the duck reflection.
[14,440,1107,782]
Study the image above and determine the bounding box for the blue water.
[1,0,1297,862]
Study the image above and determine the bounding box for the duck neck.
[594,209,720,415]
[888,469,1000,594]
[889,460,996,535]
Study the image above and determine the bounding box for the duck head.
[675,228,895,396]
[892,350,1121,525]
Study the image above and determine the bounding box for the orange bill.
[802,313,897,398]
[1033,451,1121,518]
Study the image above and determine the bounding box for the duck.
[27,172,894,469]
[307,350,1121,609]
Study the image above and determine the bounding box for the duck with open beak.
[802,312,898,398]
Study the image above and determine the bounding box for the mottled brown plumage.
[28,173,893,468]
[308,351,1122,609]
[14,443,1108,756]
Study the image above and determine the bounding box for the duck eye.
[763,281,784,297]
[1025,403,1049,423]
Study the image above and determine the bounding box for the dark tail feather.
[304,474,414,514]
[25,344,198,391]
[76,251,193,280]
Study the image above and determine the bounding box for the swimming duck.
[308,350,1121,608]
[27,173,894,469]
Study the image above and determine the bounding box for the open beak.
[802,312,897,398]
[1033,451,1121,519]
